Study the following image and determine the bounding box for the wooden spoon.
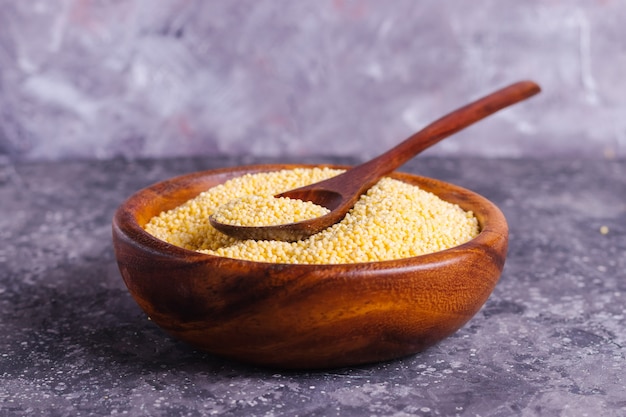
[210,80,541,242]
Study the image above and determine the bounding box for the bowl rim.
[113,163,508,269]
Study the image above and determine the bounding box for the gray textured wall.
[1,0,624,161]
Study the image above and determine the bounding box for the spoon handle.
[352,80,541,187]
[292,81,540,205]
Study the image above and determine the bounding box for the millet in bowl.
[145,167,480,264]
[112,164,508,369]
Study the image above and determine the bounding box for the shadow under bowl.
[112,164,508,369]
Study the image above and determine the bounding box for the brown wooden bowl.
[112,164,508,369]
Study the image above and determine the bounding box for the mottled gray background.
[1,0,624,161]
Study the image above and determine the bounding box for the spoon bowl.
[210,81,540,241]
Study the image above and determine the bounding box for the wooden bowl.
[112,164,508,369]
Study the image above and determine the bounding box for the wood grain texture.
[112,164,508,369]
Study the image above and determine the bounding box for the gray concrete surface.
[1,156,624,416]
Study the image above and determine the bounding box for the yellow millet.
[212,195,330,226]
[144,167,480,264]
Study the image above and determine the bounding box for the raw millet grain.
[144,168,480,264]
